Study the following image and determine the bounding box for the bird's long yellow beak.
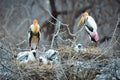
[77,12,89,27]
[77,16,84,27]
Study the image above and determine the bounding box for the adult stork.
[28,19,41,50]
[78,12,99,43]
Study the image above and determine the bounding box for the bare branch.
[16,39,26,46]
[51,21,61,48]
[109,17,120,46]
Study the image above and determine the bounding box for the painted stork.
[28,19,41,50]
[45,49,59,64]
[17,50,37,64]
[39,49,59,65]
[78,12,99,43]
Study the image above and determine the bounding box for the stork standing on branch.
[78,12,99,44]
[28,19,41,50]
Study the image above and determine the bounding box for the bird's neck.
[28,53,36,61]
[31,24,40,33]
[34,24,39,33]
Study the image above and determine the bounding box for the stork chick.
[45,49,59,64]
[78,12,99,43]
[74,43,86,52]
[39,49,59,65]
[28,19,41,50]
[17,50,37,64]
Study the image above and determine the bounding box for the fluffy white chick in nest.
[17,50,37,64]
[39,49,59,65]
[73,44,86,53]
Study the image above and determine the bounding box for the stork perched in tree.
[78,12,99,43]
[28,19,41,50]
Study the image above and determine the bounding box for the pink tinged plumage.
[85,16,99,42]
[78,12,99,43]
[91,32,99,41]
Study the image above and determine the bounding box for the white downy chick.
[45,49,59,64]
[17,50,37,64]
[74,44,86,52]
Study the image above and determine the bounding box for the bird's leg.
[29,38,32,49]
[35,45,39,60]
[35,42,39,50]
[29,41,34,51]
[35,46,38,50]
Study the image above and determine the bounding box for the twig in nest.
[94,37,119,60]
[0,62,18,74]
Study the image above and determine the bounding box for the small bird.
[39,49,59,65]
[45,49,59,64]
[73,43,86,52]
[78,12,99,43]
[28,19,41,50]
[39,56,49,65]
[17,50,37,64]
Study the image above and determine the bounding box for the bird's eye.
[54,52,57,54]
[78,45,81,48]
[39,58,42,62]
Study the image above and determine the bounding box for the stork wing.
[17,52,29,61]
[85,25,93,32]
[47,52,57,61]
[18,55,28,61]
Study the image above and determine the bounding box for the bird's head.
[31,19,40,33]
[33,19,38,25]
[77,12,89,27]
[39,56,48,65]
[74,43,84,52]
[77,44,82,49]
[82,12,89,17]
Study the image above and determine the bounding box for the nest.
[0,45,118,80]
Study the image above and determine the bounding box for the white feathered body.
[17,50,36,64]
[39,49,59,65]
[84,16,99,42]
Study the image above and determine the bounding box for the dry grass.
[0,42,115,80]
[0,33,119,80]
